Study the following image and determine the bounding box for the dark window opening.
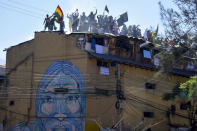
[9,101,15,106]
[147,128,152,131]
[115,36,130,51]
[97,60,102,66]
[180,102,191,110]
[144,112,154,118]
[180,103,188,110]
[171,105,176,114]
[103,62,108,67]
[97,60,109,67]
[95,38,104,46]
[95,88,109,96]
[111,61,116,67]
[153,49,159,56]
[145,83,156,89]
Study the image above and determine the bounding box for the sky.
[0,0,174,65]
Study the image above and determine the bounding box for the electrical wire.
[126,95,197,121]
[0,56,194,125]
[0,4,42,19]
[0,1,44,16]
[7,0,49,13]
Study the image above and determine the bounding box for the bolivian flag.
[54,5,63,23]
[167,38,179,48]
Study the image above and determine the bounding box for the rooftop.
[5,32,197,78]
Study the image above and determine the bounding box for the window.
[96,38,104,46]
[143,112,154,118]
[95,88,109,96]
[145,83,155,90]
[186,62,194,70]
[97,60,102,66]
[97,60,110,75]
[97,60,109,67]
[9,101,15,106]
[171,105,176,114]
[111,61,116,67]
[153,49,159,56]
[180,102,191,110]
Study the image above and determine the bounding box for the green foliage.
[179,76,197,100]
[163,77,197,101]
[162,83,180,101]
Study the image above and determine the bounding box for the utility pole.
[116,63,124,131]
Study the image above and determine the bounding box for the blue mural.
[9,61,86,131]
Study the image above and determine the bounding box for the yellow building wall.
[85,123,100,131]
[122,66,189,131]
[3,32,118,130]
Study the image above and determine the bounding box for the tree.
[159,0,197,49]
[157,0,197,73]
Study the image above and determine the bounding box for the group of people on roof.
[43,7,156,42]
[66,9,120,35]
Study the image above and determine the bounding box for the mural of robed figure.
[36,61,85,131]
[8,62,85,131]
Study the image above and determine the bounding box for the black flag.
[105,5,109,13]
[117,12,128,27]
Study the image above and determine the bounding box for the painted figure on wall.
[36,61,85,131]
[9,61,85,131]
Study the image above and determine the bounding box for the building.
[0,65,5,86]
[0,32,196,131]
[0,65,5,130]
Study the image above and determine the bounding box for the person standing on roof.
[120,24,128,35]
[88,9,97,32]
[44,14,53,31]
[60,20,65,33]
[72,9,79,32]
[79,12,88,32]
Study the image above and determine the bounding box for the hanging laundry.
[100,66,109,75]
[85,42,91,51]
[91,39,96,50]
[96,44,104,54]
[143,50,151,59]
[154,57,159,66]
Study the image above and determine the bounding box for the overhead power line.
[126,95,197,121]
[0,2,43,19]
[0,5,42,19]
[7,0,49,13]
[0,1,44,16]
